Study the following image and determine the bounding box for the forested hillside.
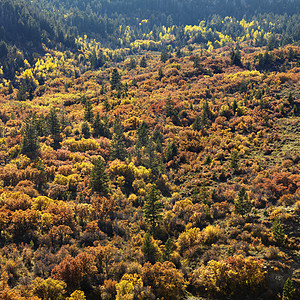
[33,0,299,25]
[0,0,76,79]
[1,0,299,79]
[0,0,299,299]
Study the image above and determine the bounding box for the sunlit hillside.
[0,1,299,299]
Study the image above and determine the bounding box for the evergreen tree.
[103,97,110,111]
[282,278,295,300]
[234,187,251,216]
[232,99,238,113]
[90,49,105,69]
[176,48,182,58]
[102,115,111,137]
[28,84,34,101]
[110,68,121,91]
[153,129,164,153]
[158,66,164,80]
[287,47,295,61]
[272,217,285,246]
[123,82,128,97]
[145,138,161,176]
[0,41,8,59]
[47,107,61,149]
[230,47,242,66]
[92,112,102,138]
[17,81,27,101]
[166,140,178,162]
[140,56,147,68]
[293,105,297,116]
[141,232,157,264]
[287,92,294,106]
[36,158,47,190]
[230,149,239,173]
[8,82,13,94]
[60,113,69,131]
[143,186,163,232]
[192,115,202,131]
[193,54,201,70]
[93,112,110,138]
[201,99,210,126]
[36,114,49,137]
[204,155,212,165]
[163,238,174,261]
[81,121,91,139]
[90,49,98,69]
[258,51,274,70]
[110,116,127,160]
[21,116,40,159]
[161,49,169,63]
[84,99,94,122]
[98,50,106,67]
[136,121,149,148]
[128,58,137,70]
[90,157,109,196]
[164,96,176,117]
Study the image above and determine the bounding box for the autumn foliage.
[0,6,299,299]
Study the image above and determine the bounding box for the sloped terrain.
[0,1,299,299]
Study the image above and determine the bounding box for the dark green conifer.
[176,48,182,58]
[140,56,147,68]
[192,115,202,131]
[230,47,242,66]
[158,66,164,80]
[160,49,169,63]
[8,82,13,94]
[234,187,251,216]
[21,116,40,159]
[93,112,109,138]
[110,116,127,160]
[17,81,27,101]
[81,121,91,139]
[36,114,49,137]
[272,217,285,246]
[90,49,99,69]
[230,149,239,173]
[201,99,210,126]
[193,54,201,70]
[136,121,149,148]
[141,138,162,177]
[287,93,294,106]
[84,99,94,122]
[90,157,109,196]
[141,232,157,264]
[28,84,34,101]
[293,105,297,116]
[128,58,137,70]
[153,129,164,153]
[232,99,238,113]
[110,68,121,91]
[143,186,163,232]
[163,238,174,261]
[60,113,69,131]
[36,158,47,190]
[47,107,61,149]
[164,96,176,117]
[204,155,212,165]
[166,140,177,162]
